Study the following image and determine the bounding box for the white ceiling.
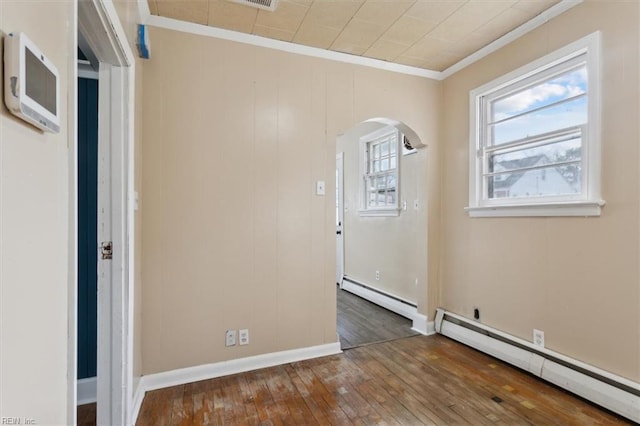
[148,0,562,71]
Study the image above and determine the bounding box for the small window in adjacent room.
[359,126,400,217]
[467,32,604,217]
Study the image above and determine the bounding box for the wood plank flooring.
[337,286,418,349]
[136,335,630,425]
[77,402,96,426]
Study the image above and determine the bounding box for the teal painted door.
[77,77,98,380]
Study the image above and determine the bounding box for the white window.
[467,32,604,217]
[359,126,400,216]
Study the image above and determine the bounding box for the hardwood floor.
[77,402,96,426]
[136,335,630,425]
[337,286,418,349]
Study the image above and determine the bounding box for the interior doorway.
[335,118,427,350]
[76,1,135,424]
[75,26,102,426]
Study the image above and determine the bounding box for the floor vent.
[228,0,278,12]
[435,308,640,423]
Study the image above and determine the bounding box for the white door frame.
[336,153,344,287]
[78,1,135,424]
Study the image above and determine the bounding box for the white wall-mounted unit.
[435,309,640,423]
[4,32,60,133]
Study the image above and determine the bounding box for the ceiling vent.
[228,0,278,12]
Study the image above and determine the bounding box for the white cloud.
[494,83,568,116]
[493,67,587,120]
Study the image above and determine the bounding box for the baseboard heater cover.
[342,276,417,309]
[341,277,432,335]
[435,308,640,423]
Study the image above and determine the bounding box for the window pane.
[387,190,396,205]
[387,175,396,189]
[369,190,377,207]
[381,158,389,171]
[490,136,581,173]
[492,96,587,145]
[488,163,581,199]
[381,141,389,156]
[488,135,582,198]
[362,129,400,211]
[492,65,587,123]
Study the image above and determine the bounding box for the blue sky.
[491,65,588,146]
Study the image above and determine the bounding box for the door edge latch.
[100,241,113,260]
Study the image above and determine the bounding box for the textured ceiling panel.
[149,0,563,71]
[254,0,309,32]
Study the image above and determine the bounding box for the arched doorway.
[335,118,427,349]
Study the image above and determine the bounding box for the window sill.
[359,208,400,217]
[466,200,605,218]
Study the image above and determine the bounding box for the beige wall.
[337,122,428,304]
[141,26,440,374]
[441,0,640,381]
[0,2,74,424]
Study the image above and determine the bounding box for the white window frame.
[467,32,604,218]
[359,126,401,217]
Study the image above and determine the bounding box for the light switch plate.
[316,180,325,196]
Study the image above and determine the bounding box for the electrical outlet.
[239,329,249,345]
[533,329,545,348]
[375,270,380,281]
[225,329,236,347]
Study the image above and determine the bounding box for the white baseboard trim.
[342,278,431,336]
[131,341,341,425]
[435,308,640,423]
[411,313,428,335]
[411,314,435,336]
[130,379,146,426]
[77,377,97,405]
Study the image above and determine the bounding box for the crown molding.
[440,0,584,79]
[144,14,440,80]
[140,0,582,81]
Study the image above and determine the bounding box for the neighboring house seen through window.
[360,126,400,217]
[467,32,604,217]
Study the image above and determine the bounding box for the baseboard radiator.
[435,309,640,423]
[341,276,432,335]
